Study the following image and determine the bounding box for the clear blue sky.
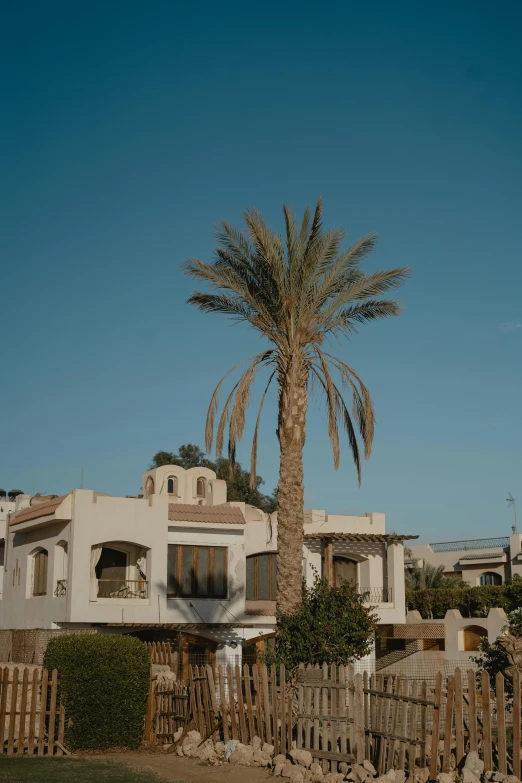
[1,0,521,542]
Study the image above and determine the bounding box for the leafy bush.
[472,608,522,696]
[405,579,521,619]
[44,634,150,750]
[264,574,378,671]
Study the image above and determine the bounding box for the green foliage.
[43,634,150,751]
[150,443,277,513]
[263,574,378,671]
[405,562,463,591]
[406,581,516,619]
[472,608,522,695]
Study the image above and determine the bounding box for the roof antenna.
[507,493,517,533]
[80,467,84,490]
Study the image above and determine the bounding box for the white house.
[0,464,416,674]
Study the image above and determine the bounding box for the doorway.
[96,547,127,597]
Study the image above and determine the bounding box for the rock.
[386,772,396,781]
[282,765,305,783]
[437,774,455,783]
[310,764,324,782]
[464,752,484,779]
[394,772,405,783]
[363,761,377,776]
[173,728,183,743]
[291,749,314,768]
[322,774,345,783]
[353,764,370,781]
[493,775,507,782]
[263,743,276,757]
[340,763,350,776]
[215,742,226,758]
[254,749,271,767]
[275,755,288,765]
[252,736,262,751]
[346,775,358,782]
[225,739,239,761]
[194,740,216,763]
[462,770,481,783]
[230,742,254,766]
[503,777,520,783]
[413,769,430,783]
[274,762,286,777]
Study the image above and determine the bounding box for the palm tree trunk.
[276,357,308,614]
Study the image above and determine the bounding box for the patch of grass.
[0,757,178,783]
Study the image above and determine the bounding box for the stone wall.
[0,628,97,665]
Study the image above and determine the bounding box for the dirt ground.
[101,752,272,783]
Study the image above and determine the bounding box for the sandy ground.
[101,752,272,783]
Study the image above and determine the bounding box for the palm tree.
[184,197,409,614]
[405,562,463,591]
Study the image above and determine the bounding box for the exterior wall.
[141,465,227,506]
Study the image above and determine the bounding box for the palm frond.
[314,348,340,469]
[250,371,276,488]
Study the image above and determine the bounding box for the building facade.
[0,464,415,672]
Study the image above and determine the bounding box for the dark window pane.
[167,478,174,494]
[271,554,277,601]
[197,547,210,597]
[167,545,178,595]
[213,548,226,598]
[246,556,255,600]
[182,546,194,596]
[257,554,270,600]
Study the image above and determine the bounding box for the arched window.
[55,541,68,597]
[246,553,277,601]
[96,546,127,597]
[31,549,48,596]
[167,476,178,496]
[333,556,358,587]
[196,477,206,498]
[145,477,155,497]
[463,625,488,651]
[480,572,502,586]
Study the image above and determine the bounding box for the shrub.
[44,634,150,750]
[406,579,519,619]
[264,574,378,671]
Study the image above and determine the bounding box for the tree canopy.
[150,443,277,513]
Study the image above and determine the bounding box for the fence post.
[354,673,365,764]
[514,671,521,779]
[496,673,507,775]
[429,672,443,781]
[482,671,492,772]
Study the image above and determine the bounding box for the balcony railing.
[430,537,510,553]
[359,586,392,603]
[54,579,67,597]
[97,579,148,599]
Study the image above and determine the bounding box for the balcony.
[97,579,148,599]
[359,586,392,603]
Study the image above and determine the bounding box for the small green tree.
[264,574,378,671]
[472,608,522,696]
[150,443,277,513]
[405,562,462,591]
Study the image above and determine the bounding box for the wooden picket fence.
[147,642,178,672]
[143,663,522,778]
[0,666,67,756]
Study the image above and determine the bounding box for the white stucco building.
[0,465,416,674]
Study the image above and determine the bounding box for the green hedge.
[44,634,150,751]
[406,577,522,619]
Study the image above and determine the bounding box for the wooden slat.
[48,669,58,756]
[202,670,212,739]
[347,665,355,756]
[429,672,443,781]
[397,679,407,771]
[454,668,464,766]
[299,748,355,763]
[363,671,370,761]
[322,663,329,773]
[389,675,401,770]
[38,668,49,756]
[340,665,348,761]
[331,664,338,772]
[262,664,272,745]
[467,669,477,753]
[514,671,521,779]
[236,664,248,744]
[218,666,229,743]
[18,668,30,756]
[27,668,38,755]
[354,673,365,764]
[252,664,264,743]
[280,665,286,754]
[244,665,255,741]
[0,667,9,751]
[304,668,312,758]
[57,703,66,757]
[408,680,419,775]
[287,691,293,755]
[496,673,507,775]
[313,664,320,766]
[378,675,393,775]
[227,665,238,740]
[297,663,304,750]
[442,676,455,773]
[482,671,492,772]
[7,668,20,755]
[271,664,279,755]
[419,681,427,769]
